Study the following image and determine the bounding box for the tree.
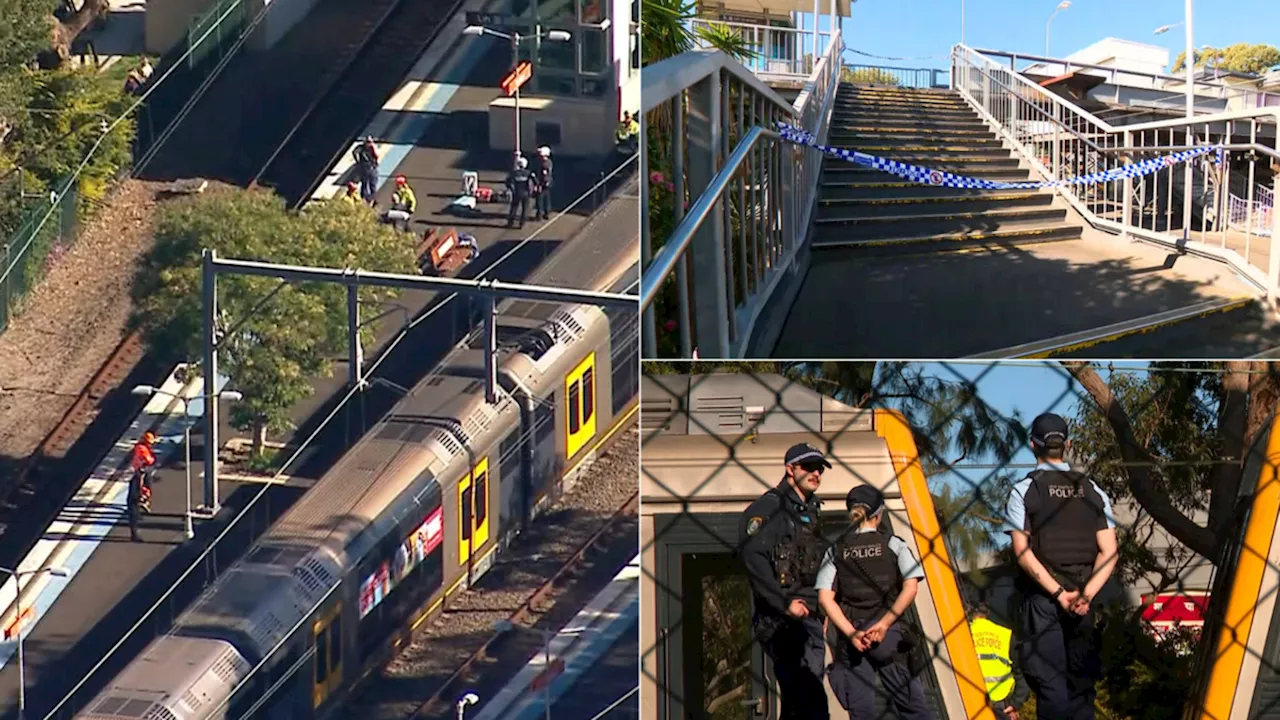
[130,188,418,456]
[842,66,902,85]
[1172,43,1280,74]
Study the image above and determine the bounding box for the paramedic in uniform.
[970,602,1030,719]
[817,484,935,720]
[738,442,833,720]
[1004,413,1118,720]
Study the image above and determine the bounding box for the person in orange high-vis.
[131,432,157,514]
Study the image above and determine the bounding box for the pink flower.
[665,181,674,192]
[664,319,678,333]
[650,171,665,184]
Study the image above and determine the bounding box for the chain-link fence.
[639,360,1280,720]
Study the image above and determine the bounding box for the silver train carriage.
[73,242,638,720]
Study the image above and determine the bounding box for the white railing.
[952,43,1280,304]
[640,32,842,358]
[689,18,834,82]
[975,48,1280,112]
[1228,184,1274,237]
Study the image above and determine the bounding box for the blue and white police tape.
[776,121,1224,191]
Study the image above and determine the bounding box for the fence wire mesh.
[639,360,1280,720]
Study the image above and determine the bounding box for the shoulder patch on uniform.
[747,516,764,536]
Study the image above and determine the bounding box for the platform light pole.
[132,385,244,537]
[456,692,479,719]
[462,25,572,162]
[2,565,69,720]
[1045,0,1070,58]
[1155,0,1195,243]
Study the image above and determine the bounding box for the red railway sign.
[501,61,533,96]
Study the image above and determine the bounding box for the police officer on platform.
[817,484,935,720]
[738,442,833,720]
[1004,413,1119,720]
[970,602,1029,720]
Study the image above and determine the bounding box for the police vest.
[1026,469,1102,583]
[833,530,901,623]
[769,488,827,589]
[970,617,1014,702]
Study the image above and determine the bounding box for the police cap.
[845,484,884,514]
[1029,412,1069,449]
[785,442,831,469]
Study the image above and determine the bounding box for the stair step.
[833,105,978,117]
[817,206,1067,230]
[831,126,994,136]
[831,119,989,131]
[829,134,1004,148]
[813,221,1084,251]
[839,89,960,99]
[819,193,1051,210]
[822,155,1021,170]
[820,181,1035,196]
[831,145,1009,156]
[834,99,970,109]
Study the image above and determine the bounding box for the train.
[74,226,639,720]
[638,372,1000,720]
[1186,410,1280,720]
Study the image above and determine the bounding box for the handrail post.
[1122,129,1133,241]
[686,69,729,357]
[1270,168,1280,309]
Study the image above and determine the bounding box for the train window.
[565,352,598,459]
[461,487,473,541]
[583,367,595,424]
[476,468,488,526]
[568,383,581,434]
[312,604,344,709]
[315,631,328,685]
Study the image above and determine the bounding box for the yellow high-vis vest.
[971,617,1015,702]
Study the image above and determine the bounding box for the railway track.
[340,427,640,720]
[0,0,474,564]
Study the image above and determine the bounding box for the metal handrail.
[641,125,774,310]
[642,49,797,116]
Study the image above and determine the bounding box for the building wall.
[145,0,219,56]
[1064,37,1170,79]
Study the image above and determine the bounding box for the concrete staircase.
[816,85,1085,253]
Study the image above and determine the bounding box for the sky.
[792,0,1280,73]
[873,361,1154,545]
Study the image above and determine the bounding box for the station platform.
[471,556,640,720]
[0,2,635,715]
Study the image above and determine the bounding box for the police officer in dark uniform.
[1004,413,1119,720]
[817,485,935,720]
[738,442,832,720]
[505,156,534,229]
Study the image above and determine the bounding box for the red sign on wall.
[1141,592,1209,631]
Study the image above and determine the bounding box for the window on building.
[580,29,607,74]
[579,0,604,24]
[536,0,575,24]
[538,36,576,72]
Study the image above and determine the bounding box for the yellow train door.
[458,456,491,564]
[311,603,343,709]
[566,352,597,460]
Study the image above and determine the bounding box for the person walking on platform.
[353,136,380,205]
[126,466,143,542]
[970,603,1030,720]
[534,146,554,221]
[1004,413,1119,720]
[817,485,935,720]
[738,442,832,720]
[505,156,534,229]
[130,431,157,514]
